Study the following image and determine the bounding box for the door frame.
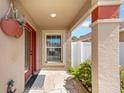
[24,22,36,82]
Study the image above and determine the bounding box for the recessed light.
[50,13,56,18]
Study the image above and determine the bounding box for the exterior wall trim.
[91,1,122,13]
[91,19,123,27]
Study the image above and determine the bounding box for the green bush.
[68,60,124,93]
[121,67,124,93]
[122,89,124,93]
[68,60,92,92]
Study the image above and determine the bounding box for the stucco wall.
[0,0,24,93]
[65,31,71,69]
[0,0,9,19]
[36,30,42,70]
[14,0,37,30]
[0,0,37,93]
[0,29,25,93]
[0,26,25,92]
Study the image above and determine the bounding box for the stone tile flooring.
[24,70,88,93]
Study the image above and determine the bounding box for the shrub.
[122,89,124,93]
[121,67,124,93]
[68,60,92,92]
[68,60,124,93]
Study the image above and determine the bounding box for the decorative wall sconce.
[7,80,16,93]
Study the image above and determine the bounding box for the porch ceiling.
[18,0,87,29]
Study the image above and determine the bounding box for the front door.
[25,23,36,82]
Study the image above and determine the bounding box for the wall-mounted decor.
[0,0,25,38]
[1,19,23,38]
[7,80,16,93]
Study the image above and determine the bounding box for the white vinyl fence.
[71,42,91,67]
[120,42,124,66]
[72,42,124,67]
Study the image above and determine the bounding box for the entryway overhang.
[17,0,91,30]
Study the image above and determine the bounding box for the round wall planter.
[1,18,23,38]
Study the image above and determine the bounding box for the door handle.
[29,51,32,55]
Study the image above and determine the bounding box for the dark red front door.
[24,23,36,82]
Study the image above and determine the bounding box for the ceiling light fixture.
[50,13,56,18]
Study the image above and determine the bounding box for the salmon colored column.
[91,3,121,93]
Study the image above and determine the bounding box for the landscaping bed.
[68,60,124,93]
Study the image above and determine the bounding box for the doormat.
[25,74,38,90]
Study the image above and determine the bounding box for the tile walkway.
[24,70,89,93]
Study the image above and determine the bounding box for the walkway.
[24,70,89,93]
